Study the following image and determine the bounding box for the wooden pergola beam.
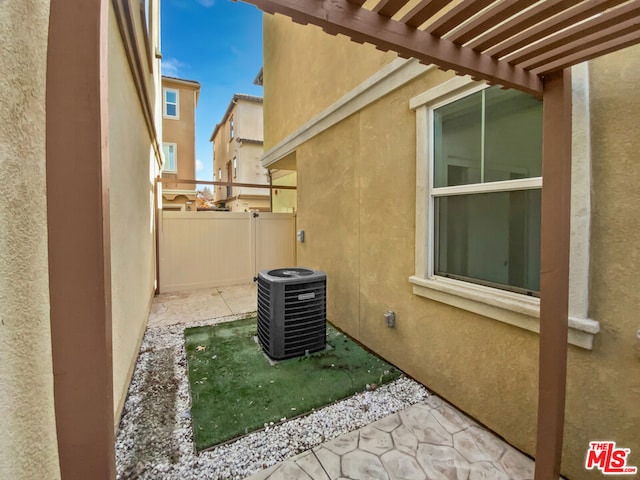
[467,0,584,52]
[535,68,572,480]
[242,0,543,96]
[400,0,455,28]
[532,29,640,75]
[425,0,494,36]
[520,17,640,71]
[484,0,629,59]
[446,0,539,46]
[504,1,640,65]
[375,0,408,17]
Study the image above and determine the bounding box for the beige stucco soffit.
[261,58,435,167]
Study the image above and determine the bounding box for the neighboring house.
[257,12,640,480]
[161,76,200,211]
[210,94,270,212]
[1,0,162,477]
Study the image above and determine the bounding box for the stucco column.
[46,0,115,478]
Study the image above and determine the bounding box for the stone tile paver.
[324,429,359,456]
[342,450,390,480]
[359,426,393,455]
[296,451,331,480]
[314,447,341,479]
[391,424,419,456]
[418,400,476,434]
[501,445,536,479]
[453,425,507,463]
[218,283,258,314]
[380,450,425,480]
[416,443,470,480]
[372,412,402,433]
[400,405,453,446]
[468,461,511,480]
[248,464,279,480]
[148,288,233,326]
[268,461,312,480]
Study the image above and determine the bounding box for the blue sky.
[161,0,264,181]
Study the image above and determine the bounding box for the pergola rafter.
[244,0,640,95]
[239,1,640,478]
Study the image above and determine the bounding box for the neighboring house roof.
[237,138,263,145]
[162,75,201,105]
[253,67,263,86]
[209,93,263,142]
[161,75,201,88]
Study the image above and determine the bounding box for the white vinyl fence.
[159,211,296,293]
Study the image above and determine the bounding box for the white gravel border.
[116,314,430,479]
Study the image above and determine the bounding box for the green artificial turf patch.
[184,317,400,451]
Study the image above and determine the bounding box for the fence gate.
[159,211,296,293]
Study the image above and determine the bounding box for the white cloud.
[196,0,215,6]
[161,57,187,77]
[196,159,204,172]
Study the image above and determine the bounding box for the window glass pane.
[435,189,541,294]
[484,87,542,182]
[162,144,176,171]
[434,90,482,188]
[166,104,177,117]
[165,90,177,103]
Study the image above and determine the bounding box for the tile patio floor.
[149,283,257,327]
[152,284,538,480]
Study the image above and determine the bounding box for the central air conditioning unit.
[257,268,327,360]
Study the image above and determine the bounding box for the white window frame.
[409,72,600,349]
[162,142,177,173]
[233,157,237,178]
[163,88,179,119]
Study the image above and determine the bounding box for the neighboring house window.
[233,157,237,178]
[229,115,234,140]
[431,85,542,295]
[164,88,179,119]
[218,168,222,180]
[162,143,177,172]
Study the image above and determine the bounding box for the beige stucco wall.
[0,1,61,478]
[265,17,640,480]
[272,171,297,213]
[263,14,397,150]
[162,78,198,191]
[108,4,158,421]
[237,98,264,141]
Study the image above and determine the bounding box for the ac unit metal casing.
[257,268,327,360]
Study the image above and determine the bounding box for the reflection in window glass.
[435,189,541,294]
[164,89,178,118]
[162,143,176,172]
[433,86,542,188]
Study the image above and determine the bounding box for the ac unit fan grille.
[283,281,326,357]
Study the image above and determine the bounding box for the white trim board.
[262,58,435,167]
